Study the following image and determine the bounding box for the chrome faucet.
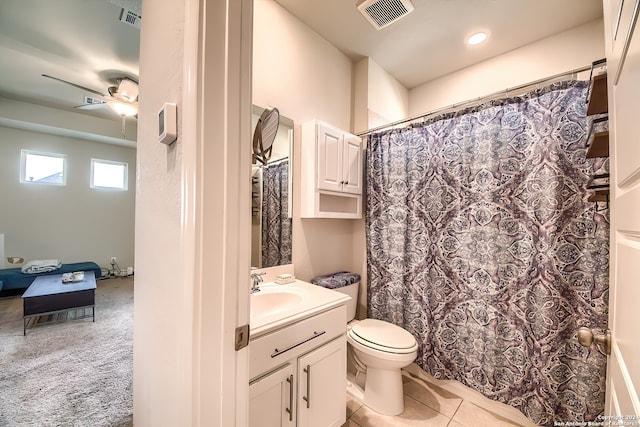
[250,272,265,293]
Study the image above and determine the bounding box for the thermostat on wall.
[158,102,177,145]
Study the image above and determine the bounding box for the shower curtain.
[366,81,609,426]
[261,159,292,267]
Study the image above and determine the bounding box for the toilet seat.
[348,319,418,354]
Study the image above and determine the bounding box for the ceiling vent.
[119,8,141,29]
[357,0,415,30]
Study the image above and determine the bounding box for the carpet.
[0,277,134,427]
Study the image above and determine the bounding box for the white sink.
[251,286,305,317]
[249,280,351,338]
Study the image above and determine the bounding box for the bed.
[0,262,102,292]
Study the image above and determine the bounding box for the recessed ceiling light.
[467,32,488,46]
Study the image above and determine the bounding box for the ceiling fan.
[42,73,139,118]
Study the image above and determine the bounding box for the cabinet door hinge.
[235,324,250,351]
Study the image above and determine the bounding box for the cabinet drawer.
[249,305,346,380]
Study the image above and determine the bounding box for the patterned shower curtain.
[366,81,609,426]
[261,159,292,267]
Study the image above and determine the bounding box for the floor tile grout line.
[348,400,365,422]
[451,398,464,417]
[406,391,465,425]
[403,374,466,420]
[403,392,449,415]
[447,399,465,427]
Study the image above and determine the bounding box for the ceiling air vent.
[357,0,415,30]
[120,8,141,29]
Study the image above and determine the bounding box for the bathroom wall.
[253,0,357,282]
[409,18,605,115]
[352,57,410,316]
[353,57,409,134]
[253,1,352,128]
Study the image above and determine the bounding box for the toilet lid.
[349,319,417,350]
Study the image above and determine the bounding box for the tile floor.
[343,372,527,427]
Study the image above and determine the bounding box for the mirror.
[251,105,293,268]
[252,107,280,164]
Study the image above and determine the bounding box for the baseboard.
[404,363,540,427]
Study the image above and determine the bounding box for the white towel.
[21,259,63,274]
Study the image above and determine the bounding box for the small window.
[91,159,128,190]
[20,150,66,185]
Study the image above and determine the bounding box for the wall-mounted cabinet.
[301,120,363,218]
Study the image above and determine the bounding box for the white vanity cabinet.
[301,120,363,219]
[249,305,347,427]
[296,337,346,427]
[249,363,295,427]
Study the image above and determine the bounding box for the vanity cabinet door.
[296,337,346,427]
[249,363,296,427]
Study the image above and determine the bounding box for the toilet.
[333,280,418,416]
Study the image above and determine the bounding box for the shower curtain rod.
[356,61,606,137]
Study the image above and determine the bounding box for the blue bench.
[0,262,102,292]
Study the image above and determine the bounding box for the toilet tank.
[311,272,361,322]
[332,281,359,322]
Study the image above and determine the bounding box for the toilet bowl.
[332,281,418,416]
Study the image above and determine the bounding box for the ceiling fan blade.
[42,74,107,98]
[75,103,109,110]
[76,100,138,119]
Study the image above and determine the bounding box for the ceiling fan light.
[109,101,137,117]
[118,78,139,102]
